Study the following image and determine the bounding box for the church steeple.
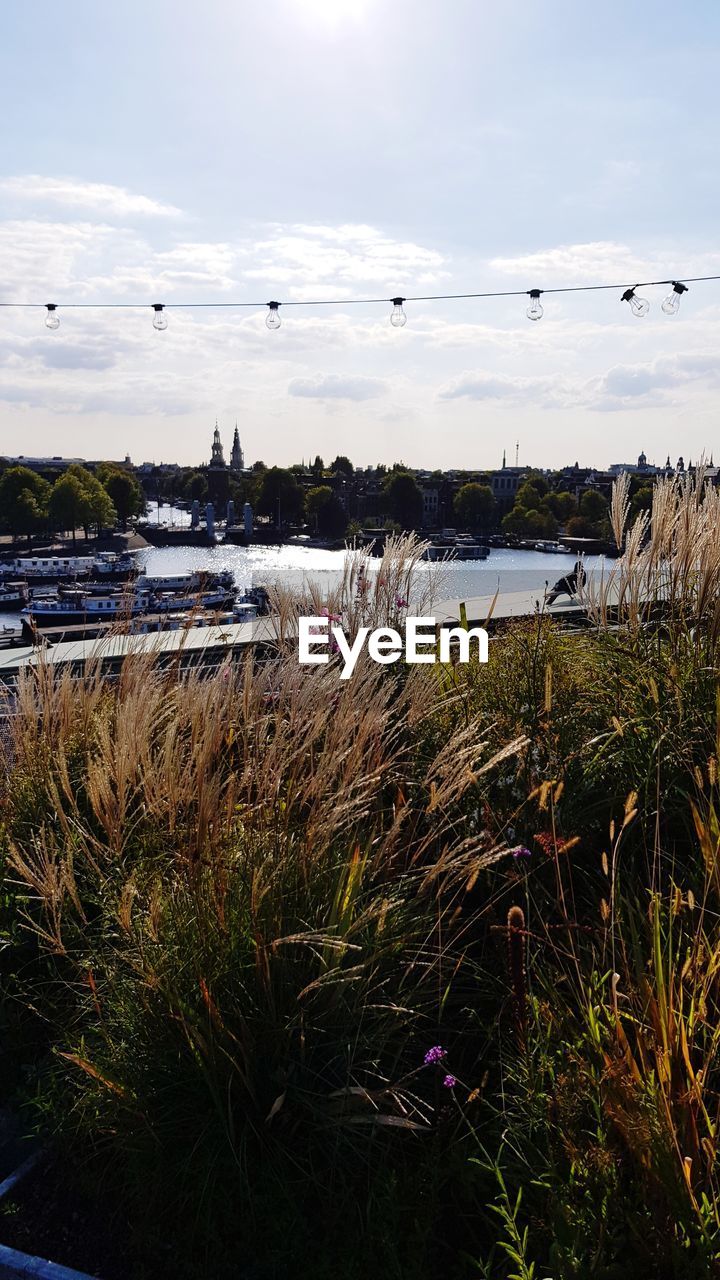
[210,419,226,469]
[230,423,244,473]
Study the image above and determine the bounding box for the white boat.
[21,586,235,629]
[0,551,137,583]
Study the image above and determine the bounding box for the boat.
[17,602,260,647]
[135,569,235,593]
[54,569,235,597]
[453,543,489,560]
[0,551,137,585]
[21,585,236,630]
[0,582,29,611]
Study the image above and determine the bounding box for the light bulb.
[661,281,688,316]
[45,304,60,330]
[526,289,543,321]
[152,304,168,331]
[266,301,281,330]
[390,297,407,327]
[621,287,650,318]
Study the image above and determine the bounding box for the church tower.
[210,420,226,469]
[208,419,229,505]
[230,423,244,473]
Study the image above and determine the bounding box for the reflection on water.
[136,544,608,605]
[2,544,609,632]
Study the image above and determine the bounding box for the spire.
[210,421,226,469]
[230,422,244,473]
[502,449,506,468]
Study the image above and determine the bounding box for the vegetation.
[453,481,496,531]
[381,469,424,530]
[0,461,132,541]
[2,475,720,1277]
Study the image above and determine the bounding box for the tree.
[544,491,578,522]
[306,485,333,532]
[306,485,348,538]
[256,467,305,524]
[629,484,654,523]
[49,474,90,543]
[187,472,208,503]
[63,466,116,537]
[331,455,354,476]
[514,481,544,512]
[0,466,51,541]
[453,483,496,532]
[579,489,608,525]
[502,506,558,538]
[381,472,423,531]
[98,466,144,529]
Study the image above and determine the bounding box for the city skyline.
[2,1,720,468]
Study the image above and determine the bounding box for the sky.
[1,0,719,471]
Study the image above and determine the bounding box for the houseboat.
[21,584,236,630]
[0,582,28,611]
[0,551,137,585]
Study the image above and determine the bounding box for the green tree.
[629,484,654,523]
[331,455,354,476]
[381,471,423,531]
[256,467,305,524]
[0,466,51,542]
[306,485,333,533]
[64,466,116,537]
[579,489,608,525]
[97,466,144,529]
[453,482,496,532]
[306,485,348,538]
[514,481,544,512]
[187,472,208,503]
[502,506,558,538]
[49,474,90,544]
[544,490,578,522]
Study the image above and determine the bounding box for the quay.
[0,617,279,684]
[434,588,590,628]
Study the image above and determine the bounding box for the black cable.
[1,272,719,309]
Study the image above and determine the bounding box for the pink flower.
[442,1074,457,1089]
[395,596,408,609]
[424,1045,447,1065]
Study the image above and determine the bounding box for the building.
[420,485,439,528]
[490,451,527,515]
[207,421,229,506]
[1,455,86,474]
[230,424,244,474]
[608,450,663,477]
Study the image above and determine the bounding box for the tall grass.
[2,538,522,1275]
[4,498,720,1277]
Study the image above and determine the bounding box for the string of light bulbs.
[2,273,718,332]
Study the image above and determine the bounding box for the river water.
[2,511,607,631]
[132,542,604,602]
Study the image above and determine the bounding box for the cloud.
[288,373,388,400]
[242,222,447,292]
[0,176,182,218]
[437,370,567,406]
[586,350,720,410]
[489,241,659,283]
